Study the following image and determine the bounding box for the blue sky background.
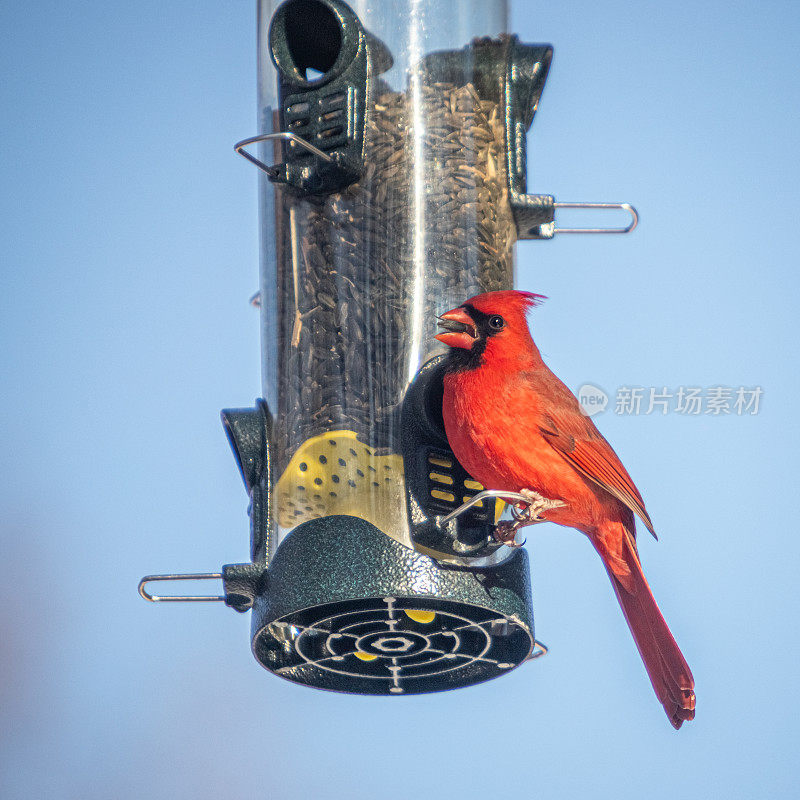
[2,1,799,797]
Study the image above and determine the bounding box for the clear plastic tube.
[256,0,515,558]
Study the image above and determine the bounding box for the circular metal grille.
[254,595,539,694]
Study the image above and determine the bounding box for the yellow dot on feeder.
[404,609,436,624]
[354,651,378,661]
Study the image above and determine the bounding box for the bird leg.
[516,488,566,521]
[493,489,566,547]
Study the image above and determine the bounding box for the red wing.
[539,411,656,539]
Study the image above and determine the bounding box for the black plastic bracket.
[222,562,268,612]
[221,400,273,564]
[401,355,505,560]
[500,38,556,239]
[267,0,391,195]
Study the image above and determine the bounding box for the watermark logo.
[577,383,609,416]
[575,385,763,416]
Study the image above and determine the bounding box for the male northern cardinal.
[436,289,695,728]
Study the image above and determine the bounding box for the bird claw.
[492,489,565,547]
[493,521,526,548]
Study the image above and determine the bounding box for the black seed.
[271,75,513,475]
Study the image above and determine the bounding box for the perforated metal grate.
[256,595,536,694]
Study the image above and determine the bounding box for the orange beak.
[435,307,478,350]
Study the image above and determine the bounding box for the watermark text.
[577,384,763,417]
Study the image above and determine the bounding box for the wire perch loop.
[233,131,333,177]
[138,573,225,603]
[440,489,536,526]
[554,201,638,234]
[528,640,548,660]
[441,489,566,548]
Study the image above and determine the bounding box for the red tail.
[603,530,696,728]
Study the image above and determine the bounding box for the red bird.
[436,289,695,728]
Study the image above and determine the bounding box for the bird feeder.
[140,0,636,695]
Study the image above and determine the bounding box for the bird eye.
[488,315,505,330]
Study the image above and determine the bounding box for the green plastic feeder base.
[251,515,536,694]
